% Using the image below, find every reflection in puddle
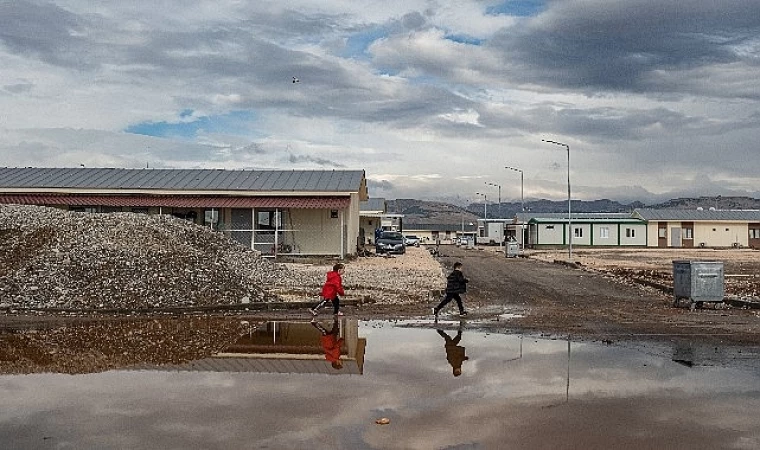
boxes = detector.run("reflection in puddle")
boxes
[2,319,760,449]
[133,319,366,375]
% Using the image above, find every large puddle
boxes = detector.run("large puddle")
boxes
[2,317,760,449]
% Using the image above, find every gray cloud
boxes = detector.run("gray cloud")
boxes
[287,153,345,167]
[1,1,760,204]
[491,1,760,97]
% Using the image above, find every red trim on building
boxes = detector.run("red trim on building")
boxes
[0,194,350,209]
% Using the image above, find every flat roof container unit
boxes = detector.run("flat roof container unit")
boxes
[672,260,725,311]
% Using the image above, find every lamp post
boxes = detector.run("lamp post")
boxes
[542,139,572,262]
[504,166,524,212]
[475,192,488,220]
[485,182,501,218]
[505,166,525,249]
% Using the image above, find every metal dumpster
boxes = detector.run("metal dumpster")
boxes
[672,260,725,310]
[505,241,519,258]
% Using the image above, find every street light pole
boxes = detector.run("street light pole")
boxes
[505,166,525,250]
[542,139,572,262]
[505,166,524,212]
[475,192,488,220]
[486,182,501,218]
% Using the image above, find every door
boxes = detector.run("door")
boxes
[658,222,667,248]
[671,227,682,247]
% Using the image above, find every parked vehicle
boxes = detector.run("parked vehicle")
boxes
[376,231,406,254]
[404,235,420,247]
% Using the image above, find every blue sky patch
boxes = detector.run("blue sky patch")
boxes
[342,26,390,59]
[126,110,256,139]
[486,0,545,17]
[445,34,484,46]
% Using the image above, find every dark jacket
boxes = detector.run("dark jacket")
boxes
[445,269,468,294]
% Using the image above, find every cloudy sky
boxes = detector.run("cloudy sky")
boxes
[1,1,759,205]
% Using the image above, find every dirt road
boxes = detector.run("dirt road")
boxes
[437,246,760,346]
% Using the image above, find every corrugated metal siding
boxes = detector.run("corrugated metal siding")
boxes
[0,168,365,192]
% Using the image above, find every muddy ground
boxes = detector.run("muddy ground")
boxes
[431,246,760,346]
[3,245,760,350]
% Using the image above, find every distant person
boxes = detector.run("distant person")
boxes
[311,318,344,370]
[309,263,346,316]
[433,262,469,317]
[375,227,383,243]
[437,326,468,377]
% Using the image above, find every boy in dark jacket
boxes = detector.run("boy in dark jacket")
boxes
[309,263,346,316]
[433,262,469,317]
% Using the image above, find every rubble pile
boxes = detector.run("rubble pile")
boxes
[281,247,446,304]
[0,205,310,310]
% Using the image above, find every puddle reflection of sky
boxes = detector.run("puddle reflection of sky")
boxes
[2,320,760,449]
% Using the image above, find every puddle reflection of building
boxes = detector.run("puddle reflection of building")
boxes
[140,319,366,375]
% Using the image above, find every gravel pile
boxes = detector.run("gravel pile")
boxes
[0,205,310,311]
[280,247,446,304]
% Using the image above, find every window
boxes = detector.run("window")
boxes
[625,228,635,238]
[257,210,285,229]
[684,228,693,239]
[750,229,760,239]
[574,227,583,238]
[546,225,555,230]
[658,228,667,238]
[204,209,219,225]
[599,227,609,239]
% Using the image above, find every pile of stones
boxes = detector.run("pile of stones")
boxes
[0,205,311,311]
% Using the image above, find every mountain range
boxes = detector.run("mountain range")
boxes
[386,196,760,225]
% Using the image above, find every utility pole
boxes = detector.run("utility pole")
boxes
[542,139,572,263]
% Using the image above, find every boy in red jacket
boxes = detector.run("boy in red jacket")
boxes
[309,263,346,316]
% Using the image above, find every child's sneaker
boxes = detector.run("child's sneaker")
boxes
[308,308,318,316]
[459,311,468,317]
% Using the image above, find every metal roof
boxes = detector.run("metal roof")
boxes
[360,198,386,212]
[516,212,634,222]
[0,194,350,209]
[529,217,645,224]
[634,208,760,222]
[0,167,365,193]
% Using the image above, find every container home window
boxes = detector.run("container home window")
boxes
[749,228,760,239]
[684,228,693,239]
[626,228,636,238]
[599,227,609,239]
[574,227,583,238]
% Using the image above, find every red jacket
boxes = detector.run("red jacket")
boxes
[321,270,345,300]
[320,334,344,363]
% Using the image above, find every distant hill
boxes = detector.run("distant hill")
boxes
[386,196,760,224]
[649,196,760,210]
